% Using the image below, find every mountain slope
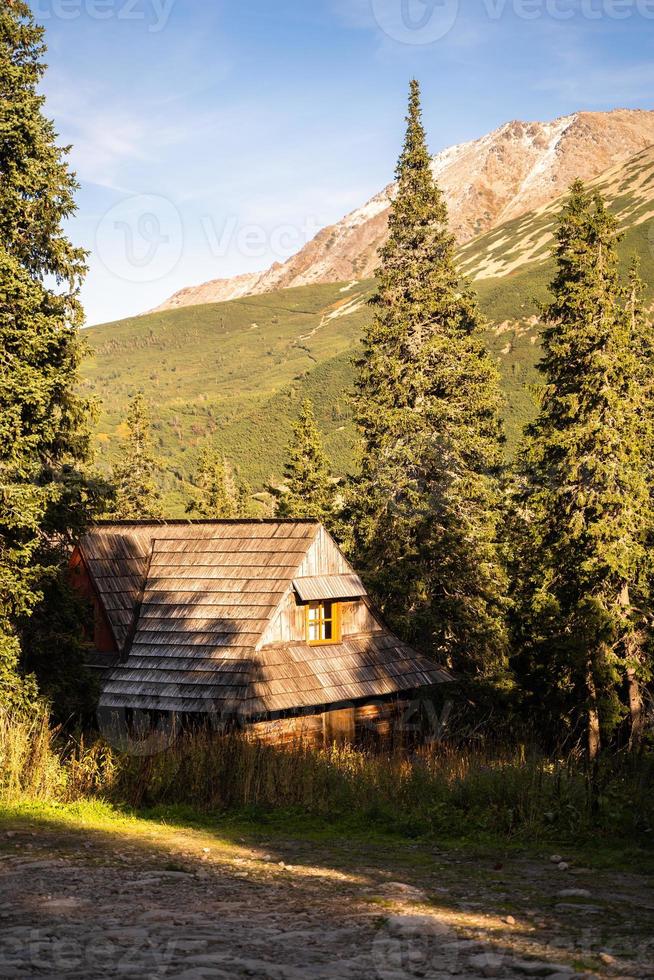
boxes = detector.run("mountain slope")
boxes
[460,143,654,283]
[85,144,654,514]
[85,282,374,510]
[152,109,654,313]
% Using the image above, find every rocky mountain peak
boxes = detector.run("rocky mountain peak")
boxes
[151,108,654,314]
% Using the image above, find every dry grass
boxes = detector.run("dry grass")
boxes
[0,705,65,802]
[1,709,652,847]
[62,731,654,845]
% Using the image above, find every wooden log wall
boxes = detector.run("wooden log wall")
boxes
[246,700,411,747]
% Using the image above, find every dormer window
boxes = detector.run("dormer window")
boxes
[306,601,341,645]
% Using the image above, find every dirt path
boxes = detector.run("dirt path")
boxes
[0,812,652,979]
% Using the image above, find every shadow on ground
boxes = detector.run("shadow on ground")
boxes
[0,803,652,979]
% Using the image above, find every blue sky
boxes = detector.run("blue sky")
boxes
[35,0,654,324]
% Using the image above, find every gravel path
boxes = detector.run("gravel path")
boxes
[0,817,652,979]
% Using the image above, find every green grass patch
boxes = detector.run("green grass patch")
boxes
[1,794,652,876]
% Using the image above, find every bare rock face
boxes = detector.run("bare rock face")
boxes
[148,271,263,313]
[151,108,654,313]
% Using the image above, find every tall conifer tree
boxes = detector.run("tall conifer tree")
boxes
[188,448,235,519]
[112,394,164,520]
[235,475,256,519]
[188,447,244,519]
[275,399,335,524]
[621,258,653,747]
[516,182,651,758]
[0,1,96,707]
[347,80,507,676]
[187,443,255,519]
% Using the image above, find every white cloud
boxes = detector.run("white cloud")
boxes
[42,70,223,192]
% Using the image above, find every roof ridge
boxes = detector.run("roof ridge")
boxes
[91,519,321,528]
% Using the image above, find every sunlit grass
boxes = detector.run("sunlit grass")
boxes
[2,707,652,870]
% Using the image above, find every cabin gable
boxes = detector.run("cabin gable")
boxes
[296,525,350,577]
[259,526,383,648]
[261,592,383,647]
[69,547,119,655]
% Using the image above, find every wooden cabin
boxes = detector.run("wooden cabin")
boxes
[70,520,451,744]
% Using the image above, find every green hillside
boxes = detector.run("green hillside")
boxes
[83,147,654,515]
[84,282,374,511]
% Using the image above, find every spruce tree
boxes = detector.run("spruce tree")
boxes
[235,475,256,518]
[187,445,255,519]
[112,394,164,520]
[0,1,96,708]
[347,80,508,677]
[187,447,236,519]
[516,182,651,759]
[622,258,654,747]
[20,570,99,723]
[274,399,335,524]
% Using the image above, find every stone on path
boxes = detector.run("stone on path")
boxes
[513,960,574,976]
[468,951,505,977]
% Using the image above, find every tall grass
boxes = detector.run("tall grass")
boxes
[2,710,652,846]
[0,705,65,802]
[76,731,654,844]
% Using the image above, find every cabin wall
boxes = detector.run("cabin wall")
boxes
[69,548,118,655]
[247,700,411,747]
[342,598,383,636]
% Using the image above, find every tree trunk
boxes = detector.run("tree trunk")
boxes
[626,662,644,750]
[585,657,601,817]
[619,582,644,750]
[586,660,601,762]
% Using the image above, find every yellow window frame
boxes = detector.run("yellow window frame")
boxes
[305,600,341,645]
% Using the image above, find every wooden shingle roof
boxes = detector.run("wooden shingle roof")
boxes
[244,633,451,717]
[293,573,366,602]
[82,520,451,718]
[77,525,155,649]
